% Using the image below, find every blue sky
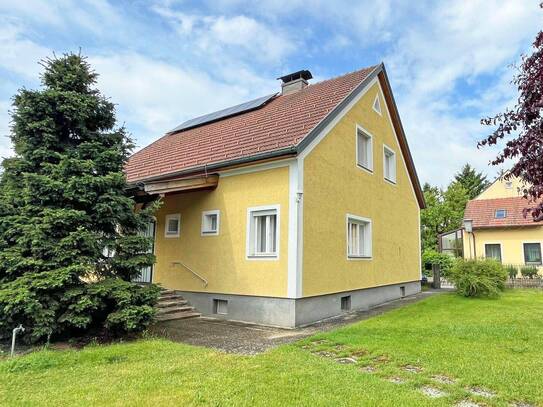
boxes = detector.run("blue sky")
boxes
[0,0,541,186]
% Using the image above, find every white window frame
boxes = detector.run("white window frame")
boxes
[201,210,220,236]
[246,205,280,260]
[495,209,507,219]
[346,214,372,260]
[372,94,382,115]
[164,214,180,238]
[383,144,397,184]
[484,242,502,262]
[355,125,374,173]
[522,241,543,266]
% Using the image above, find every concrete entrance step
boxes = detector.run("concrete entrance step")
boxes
[156,311,201,322]
[157,299,189,308]
[157,305,195,315]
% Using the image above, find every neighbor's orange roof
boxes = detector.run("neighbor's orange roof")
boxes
[464,197,543,228]
[125,67,376,183]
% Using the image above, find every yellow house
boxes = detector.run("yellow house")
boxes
[462,176,543,274]
[125,64,426,327]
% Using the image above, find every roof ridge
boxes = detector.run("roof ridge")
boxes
[305,65,379,88]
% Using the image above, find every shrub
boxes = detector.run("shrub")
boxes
[449,258,507,298]
[505,264,518,279]
[0,276,160,343]
[520,265,539,279]
[422,249,456,277]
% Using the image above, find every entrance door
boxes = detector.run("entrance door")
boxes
[133,220,156,283]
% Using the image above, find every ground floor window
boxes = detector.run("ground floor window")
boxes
[201,210,220,235]
[524,243,542,265]
[247,205,279,259]
[484,243,502,262]
[347,214,372,258]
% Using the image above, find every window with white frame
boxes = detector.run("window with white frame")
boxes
[164,214,180,237]
[356,127,373,171]
[383,145,397,183]
[372,94,382,115]
[247,206,279,258]
[347,215,372,258]
[201,210,220,235]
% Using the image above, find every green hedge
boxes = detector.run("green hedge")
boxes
[449,258,507,298]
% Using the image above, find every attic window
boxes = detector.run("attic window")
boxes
[495,209,507,219]
[505,181,513,189]
[372,94,382,115]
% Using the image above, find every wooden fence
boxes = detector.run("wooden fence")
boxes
[506,278,543,289]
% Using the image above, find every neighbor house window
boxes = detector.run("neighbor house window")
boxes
[383,145,397,183]
[247,205,279,259]
[484,243,502,262]
[495,209,507,219]
[356,126,373,172]
[201,210,220,236]
[164,214,180,238]
[347,215,372,258]
[524,243,542,265]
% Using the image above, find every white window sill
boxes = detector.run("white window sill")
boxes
[384,177,397,185]
[356,164,373,174]
[347,255,372,261]
[201,231,218,236]
[165,233,180,238]
[247,254,278,261]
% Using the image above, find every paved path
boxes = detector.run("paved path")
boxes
[150,289,446,355]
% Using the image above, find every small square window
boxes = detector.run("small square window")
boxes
[356,127,373,172]
[213,299,228,315]
[247,206,279,259]
[495,209,507,219]
[341,295,351,311]
[524,243,542,265]
[201,210,220,236]
[164,214,180,238]
[485,243,502,262]
[505,181,513,189]
[383,145,396,183]
[347,215,372,258]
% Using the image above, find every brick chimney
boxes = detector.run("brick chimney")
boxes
[277,70,313,95]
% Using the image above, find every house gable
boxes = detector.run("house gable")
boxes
[299,74,421,297]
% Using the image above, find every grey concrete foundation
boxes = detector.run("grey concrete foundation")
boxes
[178,280,421,328]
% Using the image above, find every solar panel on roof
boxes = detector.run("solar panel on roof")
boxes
[168,93,276,134]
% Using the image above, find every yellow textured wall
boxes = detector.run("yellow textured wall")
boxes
[302,81,421,297]
[463,227,543,269]
[152,166,290,297]
[477,176,526,199]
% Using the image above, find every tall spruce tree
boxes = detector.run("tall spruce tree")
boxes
[0,53,159,342]
[453,164,490,200]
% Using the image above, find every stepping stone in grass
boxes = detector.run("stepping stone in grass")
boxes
[335,357,357,364]
[468,387,496,398]
[372,355,390,364]
[312,350,336,358]
[455,400,484,407]
[431,375,456,385]
[402,364,423,373]
[510,402,536,407]
[420,386,447,398]
[350,349,368,358]
[387,376,406,384]
[310,339,330,345]
[360,365,377,373]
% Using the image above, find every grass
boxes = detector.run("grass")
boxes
[1,290,542,406]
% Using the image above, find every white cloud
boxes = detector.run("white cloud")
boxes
[153,7,297,63]
[89,52,274,148]
[0,100,13,160]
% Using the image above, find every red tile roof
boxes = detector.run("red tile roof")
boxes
[125,67,376,183]
[464,197,543,229]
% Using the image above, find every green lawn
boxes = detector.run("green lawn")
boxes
[1,290,542,406]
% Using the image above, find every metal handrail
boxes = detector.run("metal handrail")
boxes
[171,261,209,287]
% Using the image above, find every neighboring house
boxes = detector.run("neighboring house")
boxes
[125,64,425,327]
[461,176,543,273]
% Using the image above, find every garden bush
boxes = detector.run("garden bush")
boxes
[422,249,456,277]
[521,265,539,279]
[505,264,518,279]
[449,258,507,297]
